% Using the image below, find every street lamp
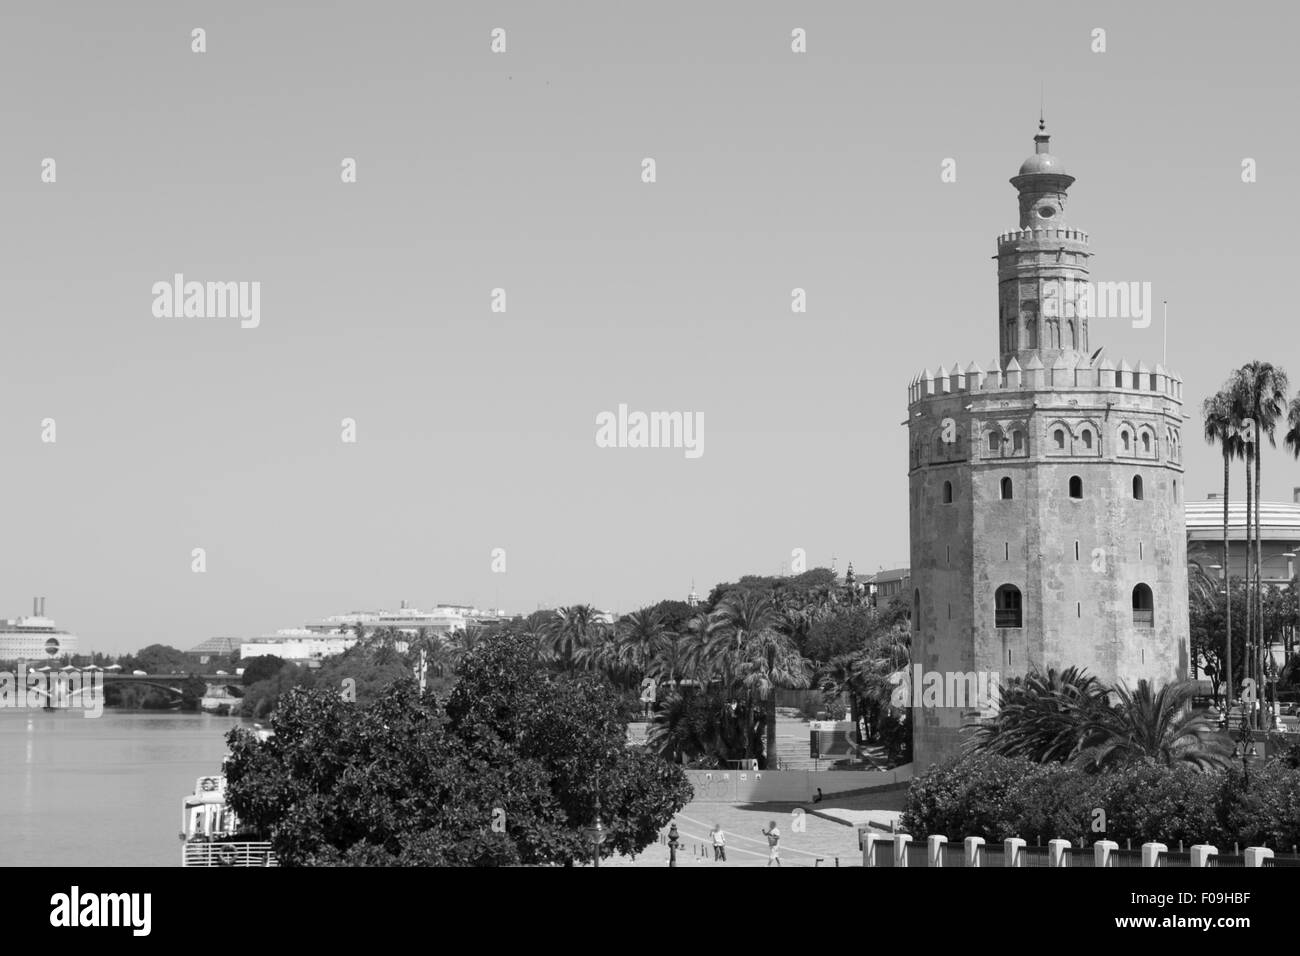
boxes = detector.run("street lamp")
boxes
[667,822,680,868]
[1229,709,1258,791]
[583,784,606,868]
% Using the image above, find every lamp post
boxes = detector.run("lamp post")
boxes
[667,822,680,868]
[1230,709,1258,791]
[583,782,606,868]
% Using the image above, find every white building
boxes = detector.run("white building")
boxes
[0,598,79,660]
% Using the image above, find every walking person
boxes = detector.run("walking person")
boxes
[710,823,726,862]
[761,821,781,867]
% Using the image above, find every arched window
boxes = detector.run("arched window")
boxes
[1081,429,1092,450]
[1069,476,1083,499]
[987,432,999,454]
[1012,430,1024,453]
[1054,429,1066,450]
[1120,430,1131,452]
[1000,477,1013,500]
[1133,475,1144,500]
[995,585,1023,628]
[1141,432,1152,454]
[1132,584,1154,627]
[913,588,921,628]
[943,480,953,504]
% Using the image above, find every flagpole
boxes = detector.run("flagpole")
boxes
[1163,300,1167,366]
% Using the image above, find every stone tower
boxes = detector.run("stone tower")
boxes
[905,122,1191,768]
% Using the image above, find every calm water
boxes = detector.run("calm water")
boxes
[0,710,245,866]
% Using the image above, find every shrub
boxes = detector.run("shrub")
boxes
[903,753,1300,850]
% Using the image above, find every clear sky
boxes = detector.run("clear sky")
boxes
[3,2,1298,653]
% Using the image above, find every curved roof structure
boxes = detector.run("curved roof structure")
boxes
[1185,499,1300,541]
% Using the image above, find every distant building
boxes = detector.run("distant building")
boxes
[868,568,912,603]
[0,598,78,661]
[239,630,358,665]
[187,636,240,666]
[1186,489,1300,586]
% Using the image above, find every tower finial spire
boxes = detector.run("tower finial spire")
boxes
[1039,83,1045,131]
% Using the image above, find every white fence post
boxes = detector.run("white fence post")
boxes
[1004,837,1026,868]
[1141,842,1168,867]
[964,836,985,868]
[928,835,948,867]
[1190,845,1218,867]
[1094,840,1118,867]
[1048,839,1071,867]
[894,833,913,868]
[1244,847,1274,867]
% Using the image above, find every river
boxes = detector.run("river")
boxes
[0,710,246,867]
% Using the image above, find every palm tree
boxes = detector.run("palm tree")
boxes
[1233,362,1290,722]
[736,631,812,768]
[542,604,604,670]
[708,592,811,766]
[1075,679,1231,771]
[1286,391,1300,462]
[1202,388,1242,707]
[969,667,1110,762]
[617,607,671,674]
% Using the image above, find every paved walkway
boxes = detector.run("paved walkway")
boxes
[597,789,906,867]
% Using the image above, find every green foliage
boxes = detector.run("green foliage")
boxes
[120,644,189,675]
[224,630,692,866]
[241,655,287,687]
[971,671,1231,771]
[902,753,1300,850]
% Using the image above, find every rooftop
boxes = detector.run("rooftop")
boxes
[1185,499,1300,538]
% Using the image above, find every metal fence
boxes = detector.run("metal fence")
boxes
[182,841,278,867]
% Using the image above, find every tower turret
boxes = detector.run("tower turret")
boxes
[997,120,1093,371]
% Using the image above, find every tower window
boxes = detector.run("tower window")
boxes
[1075,541,1080,561]
[1121,430,1131,452]
[1173,479,1179,502]
[1142,432,1152,454]
[1001,477,1013,500]
[943,480,953,504]
[1069,476,1083,499]
[995,585,1023,629]
[1081,429,1092,450]
[987,432,999,454]
[1133,475,1143,500]
[1054,429,1066,450]
[913,589,921,628]
[1012,430,1024,453]
[1132,584,1154,627]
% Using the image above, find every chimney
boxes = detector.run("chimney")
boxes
[40,597,45,616]
[1294,487,1300,504]
[33,597,38,617]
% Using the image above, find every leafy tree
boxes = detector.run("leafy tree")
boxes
[128,644,190,675]
[225,630,691,866]
[241,655,287,687]
[179,674,208,712]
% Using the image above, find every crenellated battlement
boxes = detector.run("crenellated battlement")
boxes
[996,227,1089,247]
[907,356,1183,406]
